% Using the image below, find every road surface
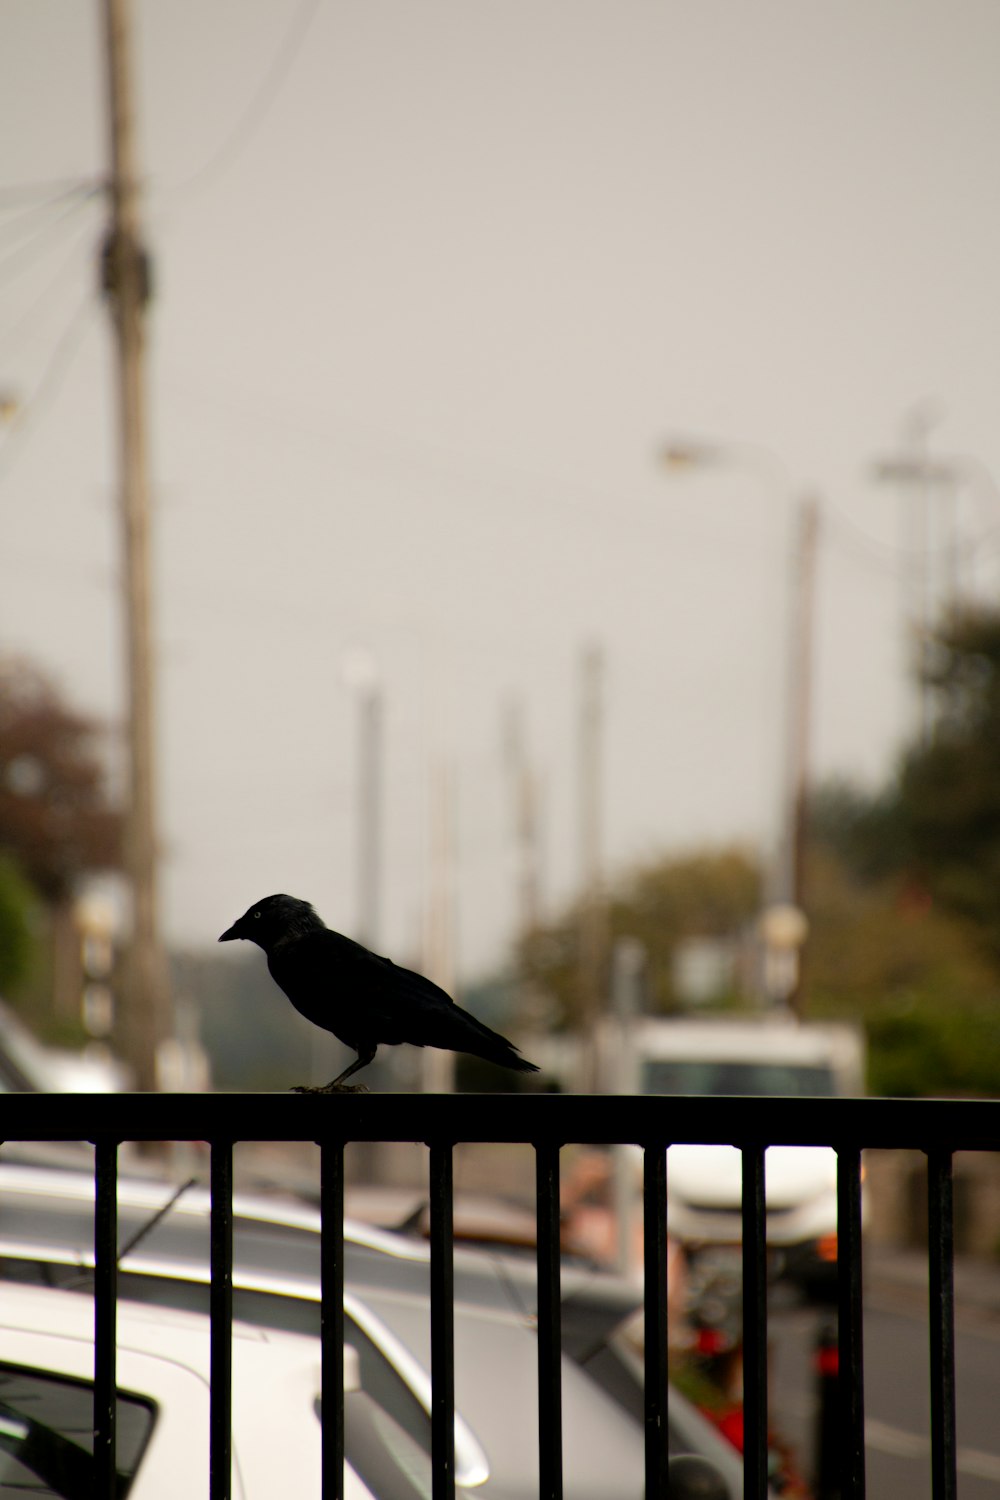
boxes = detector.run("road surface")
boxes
[769,1247,1000,1497]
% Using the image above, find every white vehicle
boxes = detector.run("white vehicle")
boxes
[620,1015,864,1100]
[0,1160,746,1499]
[0,1280,389,1498]
[610,1016,865,1296]
[0,1000,126,1093]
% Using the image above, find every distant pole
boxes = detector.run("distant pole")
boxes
[342,650,382,950]
[503,697,541,943]
[872,405,954,745]
[907,408,933,745]
[886,402,947,743]
[784,497,819,1017]
[424,758,456,1092]
[577,645,606,1089]
[101,0,170,1088]
[358,685,382,950]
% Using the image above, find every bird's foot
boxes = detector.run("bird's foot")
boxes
[291,1081,370,1095]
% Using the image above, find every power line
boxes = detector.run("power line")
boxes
[0,294,96,484]
[0,189,100,288]
[822,503,1000,579]
[0,181,99,240]
[0,176,99,208]
[167,0,324,204]
[0,220,97,356]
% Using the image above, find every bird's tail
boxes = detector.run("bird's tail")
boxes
[391,963,540,1073]
[450,1011,540,1073]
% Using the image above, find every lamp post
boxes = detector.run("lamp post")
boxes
[660,437,817,1014]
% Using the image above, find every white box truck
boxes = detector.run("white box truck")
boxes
[600,1014,866,1298]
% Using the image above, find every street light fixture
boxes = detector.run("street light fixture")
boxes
[660,440,728,471]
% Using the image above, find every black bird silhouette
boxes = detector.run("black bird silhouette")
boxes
[219,893,539,1092]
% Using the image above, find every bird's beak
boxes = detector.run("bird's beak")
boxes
[218,921,242,943]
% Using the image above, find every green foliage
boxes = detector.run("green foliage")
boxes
[800,605,1000,1095]
[805,848,995,1006]
[517,846,761,1028]
[808,779,909,883]
[0,854,38,994]
[890,607,1000,959]
[864,1000,1000,1098]
[802,846,1000,1095]
[810,607,1000,946]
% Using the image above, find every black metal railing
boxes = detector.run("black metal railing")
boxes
[3,1091,1000,1500]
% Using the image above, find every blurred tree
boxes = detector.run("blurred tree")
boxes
[0,853,38,995]
[0,658,123,1018]
[812,607,1000,964]
[0,658,122,899]
[516,824,1000,1094]
[517,846,761,1027]
[894,606,1000,958]
[801,607,1000,1095]
[802,846,1000,1095]
[808,778,909,885]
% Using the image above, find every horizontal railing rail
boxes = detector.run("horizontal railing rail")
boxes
[2,1090,1000,1145]
[1,1091,997,1500]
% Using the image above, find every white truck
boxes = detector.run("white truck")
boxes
[600,1014,866,1298]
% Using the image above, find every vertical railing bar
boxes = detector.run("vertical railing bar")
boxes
[643,1139,669,1500]
[741,1142,768,1500]
[837,1144,866,1500]
[927,1148,957,1500]
[535,1138,563,1500]
[321,1139,346,1500]
[429,1139,455,1500]
[93,1136,118,1500]
[210,1138,233,1500]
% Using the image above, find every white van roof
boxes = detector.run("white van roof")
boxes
[632,1016,860,1071]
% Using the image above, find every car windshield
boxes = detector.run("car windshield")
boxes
[0,1365,154,1498]
[641,1058,836,1097]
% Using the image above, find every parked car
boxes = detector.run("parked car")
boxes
[0,1278,399,1498]
[0,1000,126,1093]
[0,1159,747,1497]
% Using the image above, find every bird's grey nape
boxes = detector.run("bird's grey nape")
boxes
[276,896,325,939]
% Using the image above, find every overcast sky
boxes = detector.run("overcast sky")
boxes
[3,2,1000,980]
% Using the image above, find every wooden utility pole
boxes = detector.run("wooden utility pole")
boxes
[423,758,456,1092]
[101,0,170,1089]
[503,697,541,943]
[785,496,820,1017]
[577,644,606,1088]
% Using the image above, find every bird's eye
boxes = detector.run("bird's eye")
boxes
[252,910,262,920]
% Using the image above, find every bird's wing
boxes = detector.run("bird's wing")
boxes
[365,958,535,1067]
[271,929,451,1045]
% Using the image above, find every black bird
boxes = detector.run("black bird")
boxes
[219,893,539,1092]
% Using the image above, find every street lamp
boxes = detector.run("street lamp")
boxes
[661,439,727,470]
